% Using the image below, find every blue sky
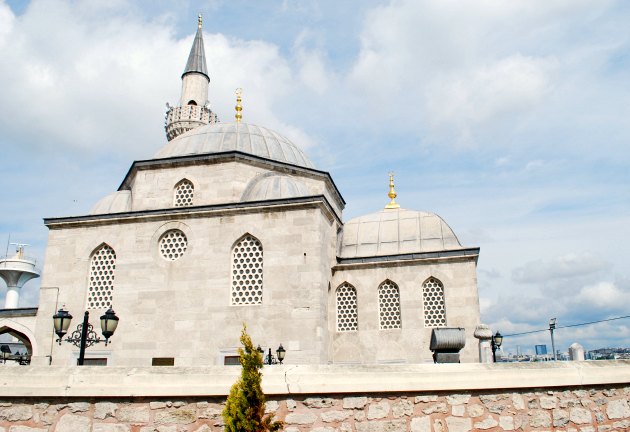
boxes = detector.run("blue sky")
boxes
[0,0,629,356]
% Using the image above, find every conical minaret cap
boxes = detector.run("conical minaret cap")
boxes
[182,14,209,80]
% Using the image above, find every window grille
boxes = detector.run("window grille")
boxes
[174,179,194,207]
[87,244,116,310]
[422,277,446,327]
[378,280,401,329]
[159,229,188,261]
[231,235,263,305]
[336,283,358,332]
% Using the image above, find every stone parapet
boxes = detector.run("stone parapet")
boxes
[1,361,629,398]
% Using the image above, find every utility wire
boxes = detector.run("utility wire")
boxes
[502,314,630,338]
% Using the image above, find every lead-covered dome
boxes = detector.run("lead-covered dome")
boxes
[340,208,462,258]
[241,174,310,202]
[90,191,132,215]
[154,122,314,168]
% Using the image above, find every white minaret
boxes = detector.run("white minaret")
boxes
[0,243,40,309]
[165,14,218,141]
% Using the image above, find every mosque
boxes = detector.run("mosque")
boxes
[1,18,481,366]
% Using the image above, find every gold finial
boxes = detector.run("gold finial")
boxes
[385,172,400,209]
[235,88,243,123]
[198,13,203,29]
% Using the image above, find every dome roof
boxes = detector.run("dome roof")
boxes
[90,191,132,215]
[154,122,314,168]
[340,208,462,258]
[241,174,310,202]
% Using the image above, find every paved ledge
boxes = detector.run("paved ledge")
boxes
[2,361,629,398]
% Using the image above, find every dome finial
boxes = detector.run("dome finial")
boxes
[385,172,400,209]
[198,13,202,29]
[235,88,243,123]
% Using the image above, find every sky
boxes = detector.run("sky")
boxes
[0,0,629,356]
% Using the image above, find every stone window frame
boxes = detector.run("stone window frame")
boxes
[86,243,116,311]
[378,279,402,330]
[173,178,195,207]
[421,276,447,328]
[230,233,264,306]
[336,282,359,332]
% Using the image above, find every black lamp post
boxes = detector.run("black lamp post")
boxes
[491,331,503,363]
[256,344,286,365]
[53,307,119,366]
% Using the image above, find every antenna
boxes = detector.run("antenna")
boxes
[5,233,10,257]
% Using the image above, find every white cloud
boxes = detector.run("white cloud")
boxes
[512,252,609,283]
[576,281,630,310]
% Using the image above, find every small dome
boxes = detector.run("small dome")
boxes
[154,122,314,168]
[90,191,132,215]
[241,174,310,202]
[340,208,462,258]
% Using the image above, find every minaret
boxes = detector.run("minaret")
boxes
[0,243,40,309]
[165,14,218,141]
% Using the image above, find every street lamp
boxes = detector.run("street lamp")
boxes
[549,318,557,361]
[53,307,120,366]
[491,331,503,363]
[256,344,286,365]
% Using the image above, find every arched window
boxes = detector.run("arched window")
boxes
[187,100,197,106]
[336,282,358,332]
[231,235,263,305]
[174,179,194,207]
[422,277,446,327]
[378,280,401,329]
[87,244,116,310]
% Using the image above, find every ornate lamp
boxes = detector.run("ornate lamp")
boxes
[100,308,120,344]
[276,344,286,364]
[491,331,503,363]
[53,308,73,342]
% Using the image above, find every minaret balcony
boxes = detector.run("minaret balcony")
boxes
[165,105,218,141]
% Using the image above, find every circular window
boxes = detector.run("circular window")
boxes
[159,229,188,261]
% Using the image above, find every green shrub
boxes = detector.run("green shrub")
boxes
[222,324,283,432]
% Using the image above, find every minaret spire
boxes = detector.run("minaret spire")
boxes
[165,14,218,141]
[182,14,209,80]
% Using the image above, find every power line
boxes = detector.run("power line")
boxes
[502,314,630,338]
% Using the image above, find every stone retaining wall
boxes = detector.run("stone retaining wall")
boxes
[2,384,630,431]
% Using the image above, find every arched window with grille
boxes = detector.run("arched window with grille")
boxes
[422,277,446,327]
[336,282,358,332]
[231,234,263,305]
[86,244,116,310]
[378,280,401,329]
[173,179,194,207]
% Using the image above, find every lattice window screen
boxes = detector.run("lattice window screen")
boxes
[422,277,446,327]
[336,283,358,332]
[159,229,188,261]
[379,280,401,329]
[87,245,116,310]
[231,235,263,305]
[174,179,194,207]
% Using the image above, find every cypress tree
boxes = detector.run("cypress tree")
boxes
[222,324,283,432]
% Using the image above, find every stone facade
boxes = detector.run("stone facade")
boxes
[1,385,629,431]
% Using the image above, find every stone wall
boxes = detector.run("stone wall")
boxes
[1,385,630,431]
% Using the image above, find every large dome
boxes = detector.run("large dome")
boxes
[340,208,462,258]
[154,122,314,168]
